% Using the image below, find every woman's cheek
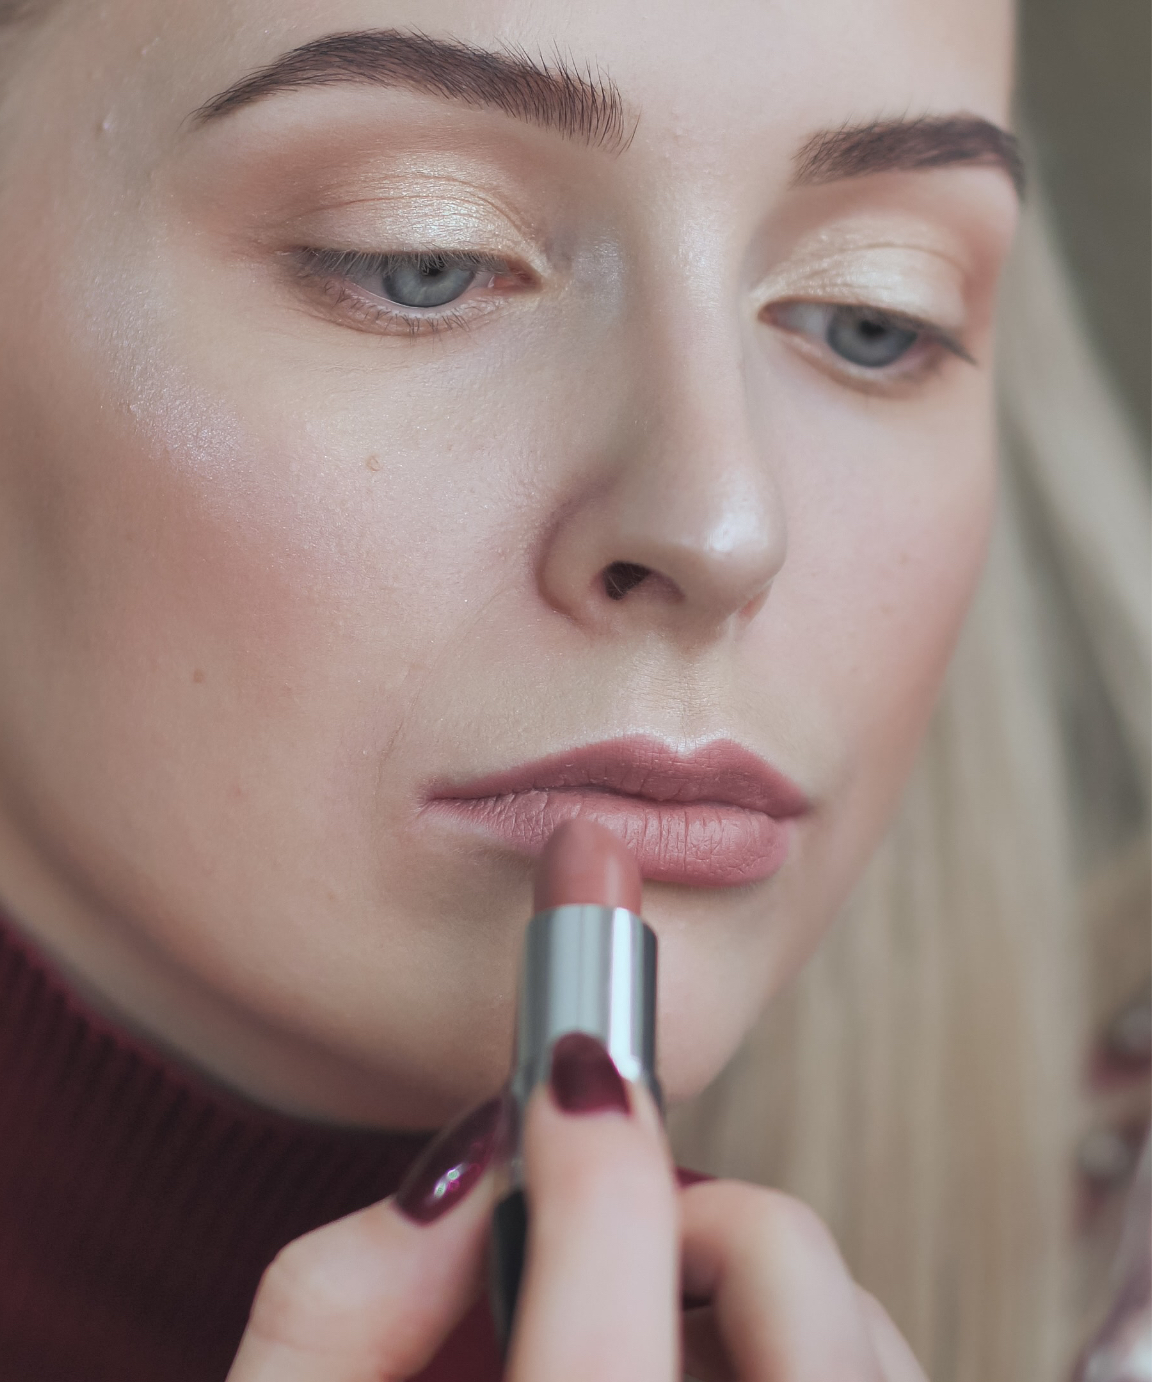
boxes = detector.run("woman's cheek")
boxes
[783,393,997,926]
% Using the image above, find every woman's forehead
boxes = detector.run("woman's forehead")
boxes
[27,0,1015,159]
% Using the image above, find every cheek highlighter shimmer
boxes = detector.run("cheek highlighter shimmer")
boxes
[489,819,659,1349]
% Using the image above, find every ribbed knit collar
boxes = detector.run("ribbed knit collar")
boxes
[0,913,500,1381]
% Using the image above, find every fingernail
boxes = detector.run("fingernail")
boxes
[395,1096,502,1224]
[549,1031,630,1115]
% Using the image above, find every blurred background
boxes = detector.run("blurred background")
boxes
[1019,0,1150,452]
[1018,7,1150,1374]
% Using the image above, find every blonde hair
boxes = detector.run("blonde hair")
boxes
[669,188,1151,1380]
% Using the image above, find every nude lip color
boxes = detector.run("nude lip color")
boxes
[489,817,658,1347]
[426,734,809,888]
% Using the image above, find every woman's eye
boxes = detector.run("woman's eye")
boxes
[374,255,479,309]
[824,307,919,366]
[294,248,523,336]
[769,301,924,368]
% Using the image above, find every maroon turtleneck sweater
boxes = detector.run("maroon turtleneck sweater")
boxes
[0,914,503,1381]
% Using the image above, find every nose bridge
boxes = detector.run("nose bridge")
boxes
[606,290,785,624]
[538,234,787,643]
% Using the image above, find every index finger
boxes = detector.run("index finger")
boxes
[506,1034,679,1382]
[681,1179,887,1381]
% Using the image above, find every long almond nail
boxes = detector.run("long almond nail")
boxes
[395,1096,501,1224]
[549,1032,630,1115]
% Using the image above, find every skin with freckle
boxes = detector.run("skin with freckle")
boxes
[0,0,1016,1128]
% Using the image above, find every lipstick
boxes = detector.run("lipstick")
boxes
[489,818,659,1345]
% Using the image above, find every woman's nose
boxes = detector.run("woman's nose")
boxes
[537,325,786,646]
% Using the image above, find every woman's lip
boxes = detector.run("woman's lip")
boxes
[422,735,810,889]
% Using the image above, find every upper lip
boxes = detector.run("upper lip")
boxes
[427,734,810,819]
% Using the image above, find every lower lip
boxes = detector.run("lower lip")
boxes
[424,789,796,888]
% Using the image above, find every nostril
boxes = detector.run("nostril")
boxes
[602,561,651,601]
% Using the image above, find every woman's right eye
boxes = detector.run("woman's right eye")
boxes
[352,254,481,309]
[294,248,524,336]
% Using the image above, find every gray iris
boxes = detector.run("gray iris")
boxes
[826,308,917,367]
[381,257,476,308]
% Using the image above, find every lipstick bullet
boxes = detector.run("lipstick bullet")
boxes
[489,819,660,1346]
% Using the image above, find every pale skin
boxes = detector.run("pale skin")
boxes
[0,0,1017,1376]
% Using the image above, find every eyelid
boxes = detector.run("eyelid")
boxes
[757,242,969,339]
[304,246,515,284]
[278,183,554,277]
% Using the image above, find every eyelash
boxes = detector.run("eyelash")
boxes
[292,248,975,387]
[293,247,527,337]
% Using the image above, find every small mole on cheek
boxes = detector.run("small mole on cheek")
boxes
[365,454,382,473]
[192,669,205,684]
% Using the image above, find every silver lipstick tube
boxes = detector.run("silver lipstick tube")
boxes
[490,903,659,1343]
[509,903,660,1118]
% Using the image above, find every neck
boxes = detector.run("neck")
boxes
[0,812,435,1128]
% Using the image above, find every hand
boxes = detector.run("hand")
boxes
[229,1038,924,1380]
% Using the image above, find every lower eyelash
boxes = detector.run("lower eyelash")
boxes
[310,272,478,335]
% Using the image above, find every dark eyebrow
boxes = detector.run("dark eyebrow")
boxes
[793,115,1025,197]
[191,28,633,153]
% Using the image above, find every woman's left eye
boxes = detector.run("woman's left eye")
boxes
[766,301,971,379]
[824,306,919,367]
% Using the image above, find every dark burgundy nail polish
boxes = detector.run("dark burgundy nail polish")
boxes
[549,1031,630,1115]
[395,1096,502,1224]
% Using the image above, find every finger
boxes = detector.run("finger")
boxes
[507,1033,679,1382]
[229,1098,500,1382]
[681,1179,885,1381]
[857,1287,926,1382]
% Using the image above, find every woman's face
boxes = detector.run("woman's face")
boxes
[0,0,1016,1125]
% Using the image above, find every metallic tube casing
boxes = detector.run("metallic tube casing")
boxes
[509,904,659,1119]
[489,903,659,1346]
